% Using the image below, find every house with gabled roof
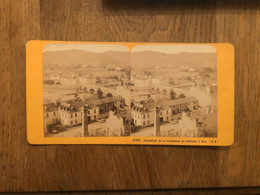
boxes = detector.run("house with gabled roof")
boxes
[131,97,199,127]
[87,95,125,114]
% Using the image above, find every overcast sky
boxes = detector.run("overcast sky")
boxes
[132,44,216,54]
[44,43,129,53]
[44,43,216,54]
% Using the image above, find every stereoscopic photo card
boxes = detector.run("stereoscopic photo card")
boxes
[26,41,234,146]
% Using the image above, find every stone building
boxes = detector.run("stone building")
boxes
[179,112,197,137]
[131,97,199,127]
[87,95,125,114]
[106,111,125,136]
[43,102,59,133]
[43,100,100,133]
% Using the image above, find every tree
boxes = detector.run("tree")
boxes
[147,94,152,102]
[179,94,186,98]
[97,88,103,99]
[106,93,113,97]
[74,93,80,101]
[170,89,176,100]
[89,88,95,94]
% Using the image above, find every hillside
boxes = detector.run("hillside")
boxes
[43,50,131,67]
[131,51,217,70]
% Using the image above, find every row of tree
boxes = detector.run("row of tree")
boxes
[152,87,186,100]
[78,86,113,99]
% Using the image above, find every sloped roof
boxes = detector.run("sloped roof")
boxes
[44,102,58,112]
[132,101,157,113]
[132,97,198,113]
[160,97,198,108]
[60,100,85,113]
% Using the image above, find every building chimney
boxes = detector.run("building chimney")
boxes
[154,106,160,136]
[83,105,89,136]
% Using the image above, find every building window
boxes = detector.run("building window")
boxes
[46,113,49,118]
[135,120,137,124]
[53,119,55,123]
[71,121,73,125]
[94,109,96,114]
[143,115,145,119]
[166,111,168,115]
[143,121,146,126]
[160,112,162,116]
[147,120,150,124]
[71,114,73,118]
[53,112,56,116]
[88,111,90,115]
[166,117,169,121]
[94,115,96,119]
[75,113,77,117]
[147,114,150,118]
[75,120,77,124]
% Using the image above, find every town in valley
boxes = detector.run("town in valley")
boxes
[43,44,218,138]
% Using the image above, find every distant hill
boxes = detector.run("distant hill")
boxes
[43,50,217,71]
[43,50,131,67]
[131,51,217,70]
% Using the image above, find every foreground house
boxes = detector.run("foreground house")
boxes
[43,102,60,133]
[106,111,125,136]
[43,100,100,132]
[87,95,125,114]
[105,111,132,136]
[59,101,84,126]
[132,97,199,127]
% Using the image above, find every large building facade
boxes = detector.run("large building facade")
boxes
[87,95,125,114]
[132,97,199,127]
[106,111,125,136]
[43,103,60,133]
[43,100,100,132]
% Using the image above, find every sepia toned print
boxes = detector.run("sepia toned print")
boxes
[43,43,218,138]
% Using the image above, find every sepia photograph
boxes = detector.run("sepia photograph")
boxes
[43,43,218,138]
